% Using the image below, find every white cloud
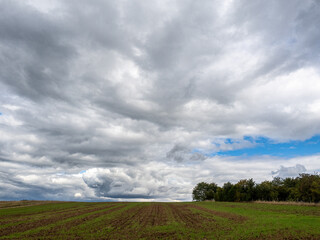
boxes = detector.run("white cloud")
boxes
[74,192,82,198]
[0,0,320,201]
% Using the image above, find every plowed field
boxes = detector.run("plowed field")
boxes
[0,201,319,239]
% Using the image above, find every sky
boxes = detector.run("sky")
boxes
[0,0,320,202]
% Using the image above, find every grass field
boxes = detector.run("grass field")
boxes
[0,201,319,239]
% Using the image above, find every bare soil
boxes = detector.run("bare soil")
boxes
[0,204,116,237]
[0,202,319,240]
[189,204,248,223]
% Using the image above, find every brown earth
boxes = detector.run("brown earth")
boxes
[135,203,168,227]
[0,203,240,239]
[108,204,144,229]
[0,202,317,240]
[168,204,217,229]
[0,201,61,209]
[0,203,102,224]
[0,203,117,237]
[69,203,222,239]
[100,203,222,240]
[24,204,127,238]
[189,204,248,223]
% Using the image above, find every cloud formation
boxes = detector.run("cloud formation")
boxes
[272,164,307,178]
[1,0,320,201]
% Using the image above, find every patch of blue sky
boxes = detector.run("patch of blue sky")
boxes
[191,149,202,153]
[79,170,86,174]
[211,135,320,158]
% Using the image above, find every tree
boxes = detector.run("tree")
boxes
[235,179,255,201]
[192,182,218,201]
[297,174,320,202]
[222,182,236,201]
[311,178,320,203]
[193,173,320,203]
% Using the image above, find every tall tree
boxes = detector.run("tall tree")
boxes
[192,182,218,201]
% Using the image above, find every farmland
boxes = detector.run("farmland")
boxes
[0,201,319,239]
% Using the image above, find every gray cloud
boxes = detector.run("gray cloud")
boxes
[166,144,207,162]
[272,164,307,178]
[0,0,76,101]
[82,167,184,200]
[1,0,320,201]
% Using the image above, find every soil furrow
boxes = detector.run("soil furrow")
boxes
[189,205,248,223]
[25,204,127,238]
[109,204,144,229]
[168,204,217,230]
[0,204,105,225]
[0,204,115,237]
[133,204,168,227]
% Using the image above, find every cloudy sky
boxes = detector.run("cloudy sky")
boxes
[1,0,320,202]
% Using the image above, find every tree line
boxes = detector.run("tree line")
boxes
[192,173,320,203]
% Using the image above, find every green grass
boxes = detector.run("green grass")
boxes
[0,201,319,239]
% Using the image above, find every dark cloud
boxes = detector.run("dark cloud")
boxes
[0,170,76,201]
[82,168,171,200]
[0,0,76,101]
